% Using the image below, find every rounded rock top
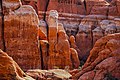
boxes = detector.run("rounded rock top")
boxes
[49,10,59,19]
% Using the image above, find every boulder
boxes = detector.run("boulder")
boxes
[26,69,72,80]
[0,49,34,80]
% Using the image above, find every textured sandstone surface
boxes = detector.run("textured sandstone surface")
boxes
[0,49,34,80]
[37,10,80,70]
[26,69,72,80]
[0,0,80,71]
[3,0,41,71]
[72,33,120,80]
[46,10,79,69]
[0,0,120,80]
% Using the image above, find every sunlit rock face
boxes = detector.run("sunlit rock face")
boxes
[1,0,120,73]
[3,0,41,71]
[44,10,79,69]
[72,33,120,80]
[0,49,34,80]
[0,0,80,71]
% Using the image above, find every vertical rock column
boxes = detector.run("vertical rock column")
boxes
[48,10,58,69]
[47,10,79,69]
[3,0,41,71]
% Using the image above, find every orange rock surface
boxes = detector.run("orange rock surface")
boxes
[3,0,41,71]
[0,49,34,80]
[72,33,120,80]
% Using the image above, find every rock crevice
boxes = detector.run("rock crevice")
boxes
[0,0,6,51]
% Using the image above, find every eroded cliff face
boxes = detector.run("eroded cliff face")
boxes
[38,10,80,69]
[21,0,120,62]
[22,0,120,21]
[0,0,120,80]
[0,0,80,71]
[0,0,41,71]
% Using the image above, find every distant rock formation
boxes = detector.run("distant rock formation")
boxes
[72,33,120,80]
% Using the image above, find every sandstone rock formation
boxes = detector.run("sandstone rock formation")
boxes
[26,69,72,80]
[76,17,120,62]
[46,10,79,69]
[21,0,120,62]
[70,48,80,69]
[21,0,120,22]
[0,0,80,71]
[3,0,41,71]
[0,49,34,80]
[37,10,80,70]
[72,33,120,80]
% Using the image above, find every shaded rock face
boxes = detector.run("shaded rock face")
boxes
[72,33,120,80]
[76,16,120,62]
[0,49,34,80]
[0,0,5,51]
[2,0,41,71]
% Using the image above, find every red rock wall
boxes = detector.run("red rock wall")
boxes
[3,0,41,71]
